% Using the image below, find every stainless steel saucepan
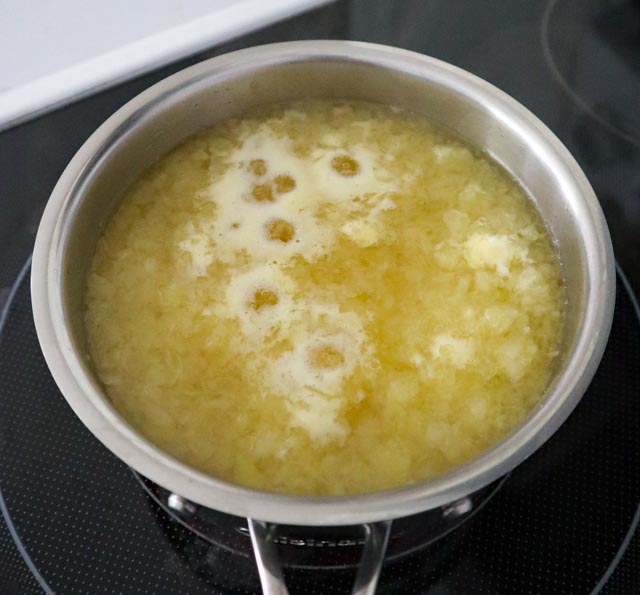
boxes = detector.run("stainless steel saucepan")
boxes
[31,41,615,594]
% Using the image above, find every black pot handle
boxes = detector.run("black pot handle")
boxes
[247,518,392,595]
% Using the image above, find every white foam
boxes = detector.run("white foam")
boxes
[431,334,476,369]
[178,224,214,277]
[340,195,397,247]
[264,304,373,443]
[176,123,396,442]
[216,264,296,339]
[178,128,398,273]
[464,233,529,277]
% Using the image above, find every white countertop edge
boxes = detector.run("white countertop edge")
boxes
[0,0,333,133]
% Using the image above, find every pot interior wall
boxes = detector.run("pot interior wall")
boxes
[58,56,585,424]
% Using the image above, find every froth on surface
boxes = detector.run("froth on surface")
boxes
[85,101,564,496]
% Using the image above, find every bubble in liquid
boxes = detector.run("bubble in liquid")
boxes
[309,345,345,369]
[248,159,267,176]
[274,174,296,193]
[331,155,360,177]
[266,219,295,243]
[249,288,279,311]
[252,183,274,202]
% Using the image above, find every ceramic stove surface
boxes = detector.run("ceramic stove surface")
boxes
[1,1,640,593]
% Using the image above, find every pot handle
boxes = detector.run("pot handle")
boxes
[247,518,392,595]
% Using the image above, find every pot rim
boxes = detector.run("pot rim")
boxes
[31,40,615,526]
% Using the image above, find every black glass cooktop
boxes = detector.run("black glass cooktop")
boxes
[2,0,640,593]
[1,263,639,594]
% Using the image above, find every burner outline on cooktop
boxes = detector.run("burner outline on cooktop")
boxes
[541,0,640,148]
[0,257,52,595]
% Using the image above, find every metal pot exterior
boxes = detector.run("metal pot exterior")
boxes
[31,41,615,526]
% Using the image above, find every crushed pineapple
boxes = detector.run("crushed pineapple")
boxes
[85,100,564,496]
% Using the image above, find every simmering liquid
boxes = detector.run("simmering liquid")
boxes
[85,101,564,495]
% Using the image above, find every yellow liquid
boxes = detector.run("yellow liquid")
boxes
[85,101,564,495]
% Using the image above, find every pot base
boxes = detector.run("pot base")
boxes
[132,471,508,570]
